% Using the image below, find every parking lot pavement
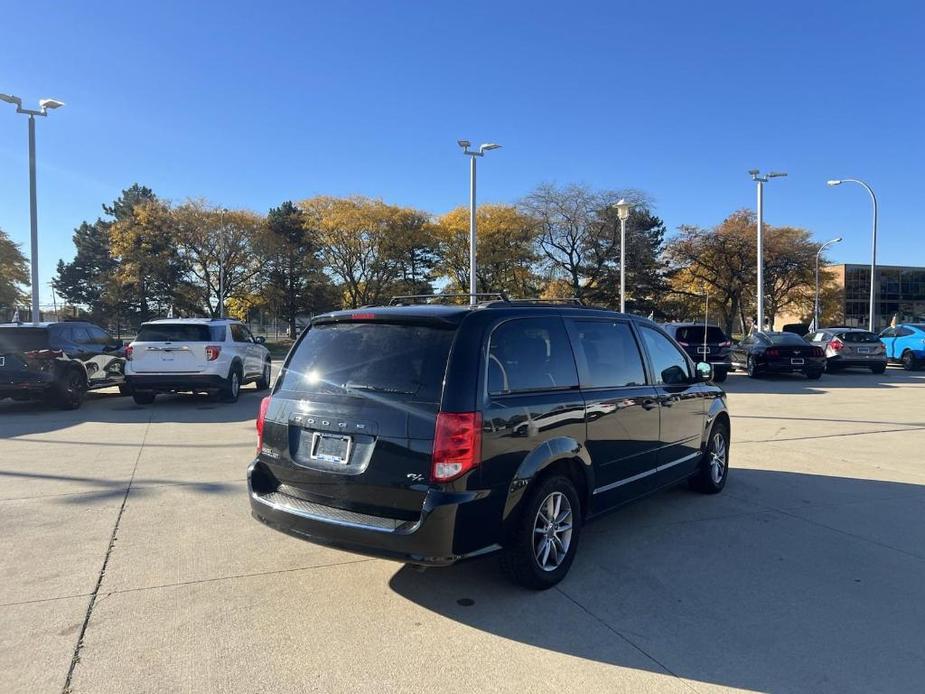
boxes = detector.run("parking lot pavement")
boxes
[2,367,925,693]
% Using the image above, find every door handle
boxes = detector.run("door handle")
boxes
[659,395,674,407]
[641,399,658,410]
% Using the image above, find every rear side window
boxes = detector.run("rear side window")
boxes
[488,318,578,394]
[0,328,50,352]
[674,326,728,344]
[279,321,455,403]
[136,323,226,342]
[570,320,646,389]
[837,331,879,343]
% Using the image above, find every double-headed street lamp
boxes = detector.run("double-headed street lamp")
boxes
[614,199,632,313]
[827,179,878,331]
[458,140,501,305]
[814,236,843,330]
[0,93,65,324]
[749,169,787,331]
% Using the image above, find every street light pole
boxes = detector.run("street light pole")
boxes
[614,199,632,313]
[0,94,65,323]
[814,237,843,330]
[218,207,228,319]
[827,179,879,331]
[749,169,787,331]
[458,140,501,304]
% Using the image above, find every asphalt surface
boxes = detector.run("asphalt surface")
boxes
[2,366,925,693]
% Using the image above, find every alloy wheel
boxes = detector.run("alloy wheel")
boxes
[533,492,573,572]
[709,432,727,485]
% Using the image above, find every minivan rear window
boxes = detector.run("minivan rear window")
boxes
[0,327,50,352]
[279,321,456,402]
[136,324,226,342]
[837,331,879,343]
[674,326,728,344]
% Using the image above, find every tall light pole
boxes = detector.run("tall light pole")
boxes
[458,140,501,304]
[0,93,65,323]
[614,199,632,313]
[814,236,843,330]
[749,169,787,331]
[827,179,878,331]
[218,207,228,318]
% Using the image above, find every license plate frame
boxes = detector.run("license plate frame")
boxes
[0,356,5,367]
[791,358,804,365]
[697,346,710,354]
[858,347,870,354]
[310,432,352,465]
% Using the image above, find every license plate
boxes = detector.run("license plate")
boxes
[791,358,804,365]
[697,346,710,354]
[0,356,5,367]
[858,347,870,354]
[311,433,351,464]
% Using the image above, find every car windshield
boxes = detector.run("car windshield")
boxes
[0,327,50,352]
[674,326,727,343]
[279,321,456,402]
[838,331,879,343]
[767,333,806,345]
[136,323,226,342]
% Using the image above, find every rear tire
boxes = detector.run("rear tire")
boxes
[255,360,271,391]
[689,420,729,494]
[500,474,581,590]
[901,351,919,371]
[806,369,823,380]
[712,367,728,383]
[53,369,87,410]
[132,390,156,405]
[222,366,242,403]
[746,356,761,379]
[118,384,133,396]
[871,363,887,375]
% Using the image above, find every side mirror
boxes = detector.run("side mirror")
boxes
[695,362,714,382]
[255,335,266,345]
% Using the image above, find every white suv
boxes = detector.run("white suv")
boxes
[125,319,271,404]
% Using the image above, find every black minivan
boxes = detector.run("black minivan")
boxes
[249,300,730,589]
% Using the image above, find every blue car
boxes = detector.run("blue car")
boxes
[879,323,925,370]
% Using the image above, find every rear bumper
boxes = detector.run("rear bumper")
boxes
[0,372,54,398]
[125,374,224,392]
[760,359,825,373]
[247,460,500,566]
[828,355,887,367]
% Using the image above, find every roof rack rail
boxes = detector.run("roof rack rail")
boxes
[388,292,509,306]
[503,297,585,306]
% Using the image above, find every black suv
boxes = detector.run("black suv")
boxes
[249,300,730,589]
[660,323,732,382]
[0,321,127,409]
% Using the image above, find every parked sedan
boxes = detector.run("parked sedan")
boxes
[805,328,887,373]
[660,323,732,382]
[879,323,925,370]
[731,331,826,379]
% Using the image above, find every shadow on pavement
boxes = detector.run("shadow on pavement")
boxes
[721,365,925,395]
[390,469,925,692]
[0,386,267,438]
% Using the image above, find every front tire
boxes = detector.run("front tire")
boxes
[689,420,729,494]
[255,360,271,391]
[501,474,582,590]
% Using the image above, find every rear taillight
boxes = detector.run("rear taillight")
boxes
[719,340,732,347]
[677,341,690,347]
[256,396,271,454]
[205,345,222,361]
[766,348,780,358]
[830,337,844,351]
[431,412,482,482]
[125,345,134,361]
[813,347,825,357]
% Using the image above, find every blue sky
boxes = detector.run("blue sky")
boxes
[1,1,923,305]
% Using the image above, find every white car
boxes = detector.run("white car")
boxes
[125,318,271,404]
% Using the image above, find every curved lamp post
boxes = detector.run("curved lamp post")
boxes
[827,179,878,331]
[0,93,65,323]
[749,169,787,331]
[814,237,843,330]
[458,140,501,304]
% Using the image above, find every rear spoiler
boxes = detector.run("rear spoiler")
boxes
[311,310,463,328]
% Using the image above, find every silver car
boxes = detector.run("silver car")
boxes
[805,328,887,373]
